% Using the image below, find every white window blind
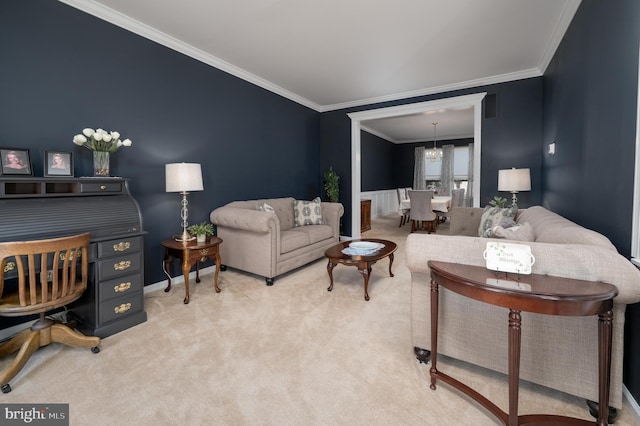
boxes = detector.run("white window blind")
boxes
[425,146,469,180]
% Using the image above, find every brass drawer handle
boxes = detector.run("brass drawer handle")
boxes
[59,250,81,261]
[113,242,131,252]
[3,261,15,273]
[199,249,209,256]
[114,260,131,271]
[114,303,131,314]
[114,282,131,293]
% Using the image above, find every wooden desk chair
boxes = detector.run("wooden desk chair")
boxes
[0,233,100,393]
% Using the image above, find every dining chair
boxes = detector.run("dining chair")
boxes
[408,190,437,233]
[397,188,410,227]
[451,188,465,208]
[442,188,466,222]
[0,232,100,393]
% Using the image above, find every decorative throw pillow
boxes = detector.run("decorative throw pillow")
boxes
[256,203,275,213]
[486,222,535,242]
[478,205,517,237]
[294,197,323,226]
[482,217,517,237]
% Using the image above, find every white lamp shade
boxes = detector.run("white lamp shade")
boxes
[165,163,204,192]
[498,168,531,192]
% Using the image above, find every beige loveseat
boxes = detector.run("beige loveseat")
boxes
[405,206,640,411]
[210,197,343,285]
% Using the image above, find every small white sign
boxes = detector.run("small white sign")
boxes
[483,241,535,275]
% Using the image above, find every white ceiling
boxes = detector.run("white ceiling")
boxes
[60,0,581,142]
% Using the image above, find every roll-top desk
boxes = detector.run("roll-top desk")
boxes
[0,177,147,338]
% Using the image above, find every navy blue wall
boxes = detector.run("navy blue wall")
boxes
[360,131,397,191]
[0,0,321,286]
[321,77,543,235]
[542,0,640,403]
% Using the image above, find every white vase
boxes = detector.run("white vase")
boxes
[196,234,206,243]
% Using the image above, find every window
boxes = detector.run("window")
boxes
[425,146,470,180]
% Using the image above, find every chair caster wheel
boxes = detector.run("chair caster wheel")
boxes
[91,346,100,354]
[2,384,11,393]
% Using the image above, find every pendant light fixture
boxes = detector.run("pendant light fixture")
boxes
[426,122,442,162]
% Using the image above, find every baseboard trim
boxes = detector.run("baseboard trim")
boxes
[623,384,640,421]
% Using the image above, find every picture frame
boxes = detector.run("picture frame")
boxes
[0,148,32,176]
[44,151,73,177]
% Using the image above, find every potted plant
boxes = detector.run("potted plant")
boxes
[187,222,214,243]
[323,166,340,203]
[488,195,508,208]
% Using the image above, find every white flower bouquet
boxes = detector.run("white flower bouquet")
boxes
[72,128,132,153]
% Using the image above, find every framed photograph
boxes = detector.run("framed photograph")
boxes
[0,148,32,176]
[44,151,73,177]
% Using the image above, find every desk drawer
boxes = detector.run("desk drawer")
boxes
[99,293,144,324]
[79,182,122,193]
[98,252,142,281]
[99,274,143,303]
[97,236,143,258]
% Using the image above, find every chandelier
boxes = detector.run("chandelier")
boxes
[426,122,442,162]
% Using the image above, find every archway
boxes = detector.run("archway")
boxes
[347,92,486,237]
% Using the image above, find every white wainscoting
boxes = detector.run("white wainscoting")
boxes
[361,189,398,219]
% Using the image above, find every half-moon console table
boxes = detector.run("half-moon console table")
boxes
[428,260,618,426]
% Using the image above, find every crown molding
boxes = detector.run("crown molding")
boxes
[58,0,571,114]
[320,68,541,112]
[537,0,582,74]
[57,0,323,112]
[360,126,473,145]
[360,125,393,142]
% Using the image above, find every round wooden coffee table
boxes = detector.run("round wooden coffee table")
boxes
[324,238,397,301]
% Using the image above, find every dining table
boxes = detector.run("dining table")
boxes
[399,195,451,216]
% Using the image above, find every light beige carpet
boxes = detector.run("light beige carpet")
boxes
[1,214,638,425]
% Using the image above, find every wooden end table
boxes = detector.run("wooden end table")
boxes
[161,236,223,304]
[324,238,397,301]
[427,261,618,426]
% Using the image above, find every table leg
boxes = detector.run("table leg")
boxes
[358,264,371,301]
[508,310,522,426]
[181,257,191,304]
[195,262,201,283]
[326,260,336,292]
[598,310,613,426]
[163,252,173,293]
[213,251,221,293]
[388,253,395,277]
[429,278,439,390]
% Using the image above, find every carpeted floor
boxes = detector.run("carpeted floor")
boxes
[1,214,638,425]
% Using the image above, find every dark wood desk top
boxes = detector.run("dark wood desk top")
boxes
[428,261,618,317]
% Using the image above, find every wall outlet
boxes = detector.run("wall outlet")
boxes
[46,270,53,282]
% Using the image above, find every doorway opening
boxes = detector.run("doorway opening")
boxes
[347,92,486,238]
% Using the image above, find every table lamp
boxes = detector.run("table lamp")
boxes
[165,163,204,242]
[498,167,530,206]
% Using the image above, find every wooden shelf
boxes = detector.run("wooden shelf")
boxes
[0,177,123,198]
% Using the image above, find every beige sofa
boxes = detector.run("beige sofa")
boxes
[405,206,640,411]
[210,197,343,285]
